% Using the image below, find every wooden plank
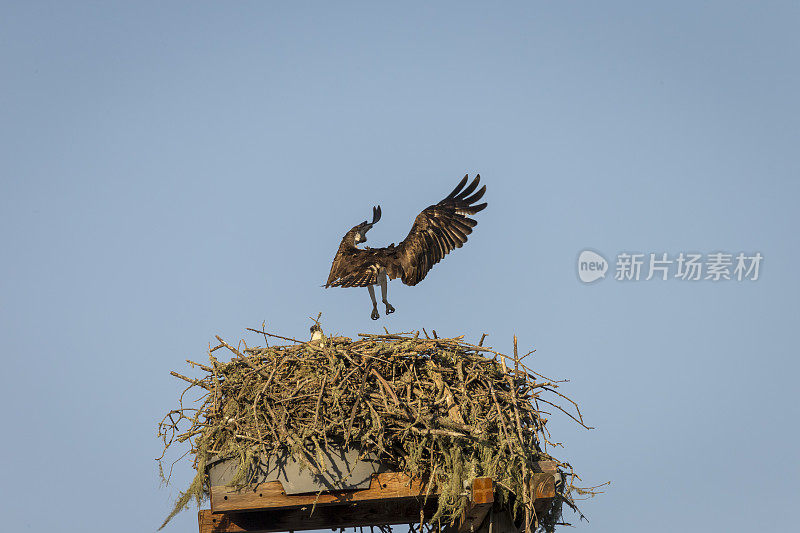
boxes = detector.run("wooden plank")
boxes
[454,473,553,533]
[532,473,555,499]
[211,472,430,513]
[531,460,557,474]
[206,466,557,532]
[471,477,494,505]
[532,472,557,519]
[456,477,494,533]
[200,497,441,533]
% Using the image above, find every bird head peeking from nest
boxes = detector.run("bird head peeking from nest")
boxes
[309,323,324,345]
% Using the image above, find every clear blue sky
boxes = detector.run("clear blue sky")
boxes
[1,2,798,532]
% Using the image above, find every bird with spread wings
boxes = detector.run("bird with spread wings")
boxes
[324,174,487,320]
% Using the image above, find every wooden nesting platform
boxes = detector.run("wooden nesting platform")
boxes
[198,462,557,533]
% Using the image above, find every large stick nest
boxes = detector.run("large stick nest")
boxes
[157,327,591,531]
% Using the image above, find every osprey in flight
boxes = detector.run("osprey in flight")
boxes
[325,174,487,320]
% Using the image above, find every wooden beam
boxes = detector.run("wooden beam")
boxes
[532,472,557,518]
[531,460,557,474]
[211,472,430,513]
[455,477,494,533]
[532,473,555,499]
[205,463,558,532]
[200,498,441,533]
[453,473,555,533]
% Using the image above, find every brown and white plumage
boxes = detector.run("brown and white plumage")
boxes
[324,174,487,319]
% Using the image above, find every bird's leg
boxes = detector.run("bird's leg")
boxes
[367,285,379,320]
[379,269,395,314]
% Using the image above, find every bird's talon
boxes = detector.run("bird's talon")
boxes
[371,309,380,320]
[386,304,395,314]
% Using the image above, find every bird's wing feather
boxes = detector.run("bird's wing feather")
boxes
[392,174,487,286]
[326,246,382,288]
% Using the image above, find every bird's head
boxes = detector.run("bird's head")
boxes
[310,323,324,343]
[352,205,381,246]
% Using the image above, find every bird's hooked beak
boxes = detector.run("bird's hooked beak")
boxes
[355,205,381,245]
[355,226,369,244]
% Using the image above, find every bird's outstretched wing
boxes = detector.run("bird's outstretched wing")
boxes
[391,174,487,286]
[326,253,381,288]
